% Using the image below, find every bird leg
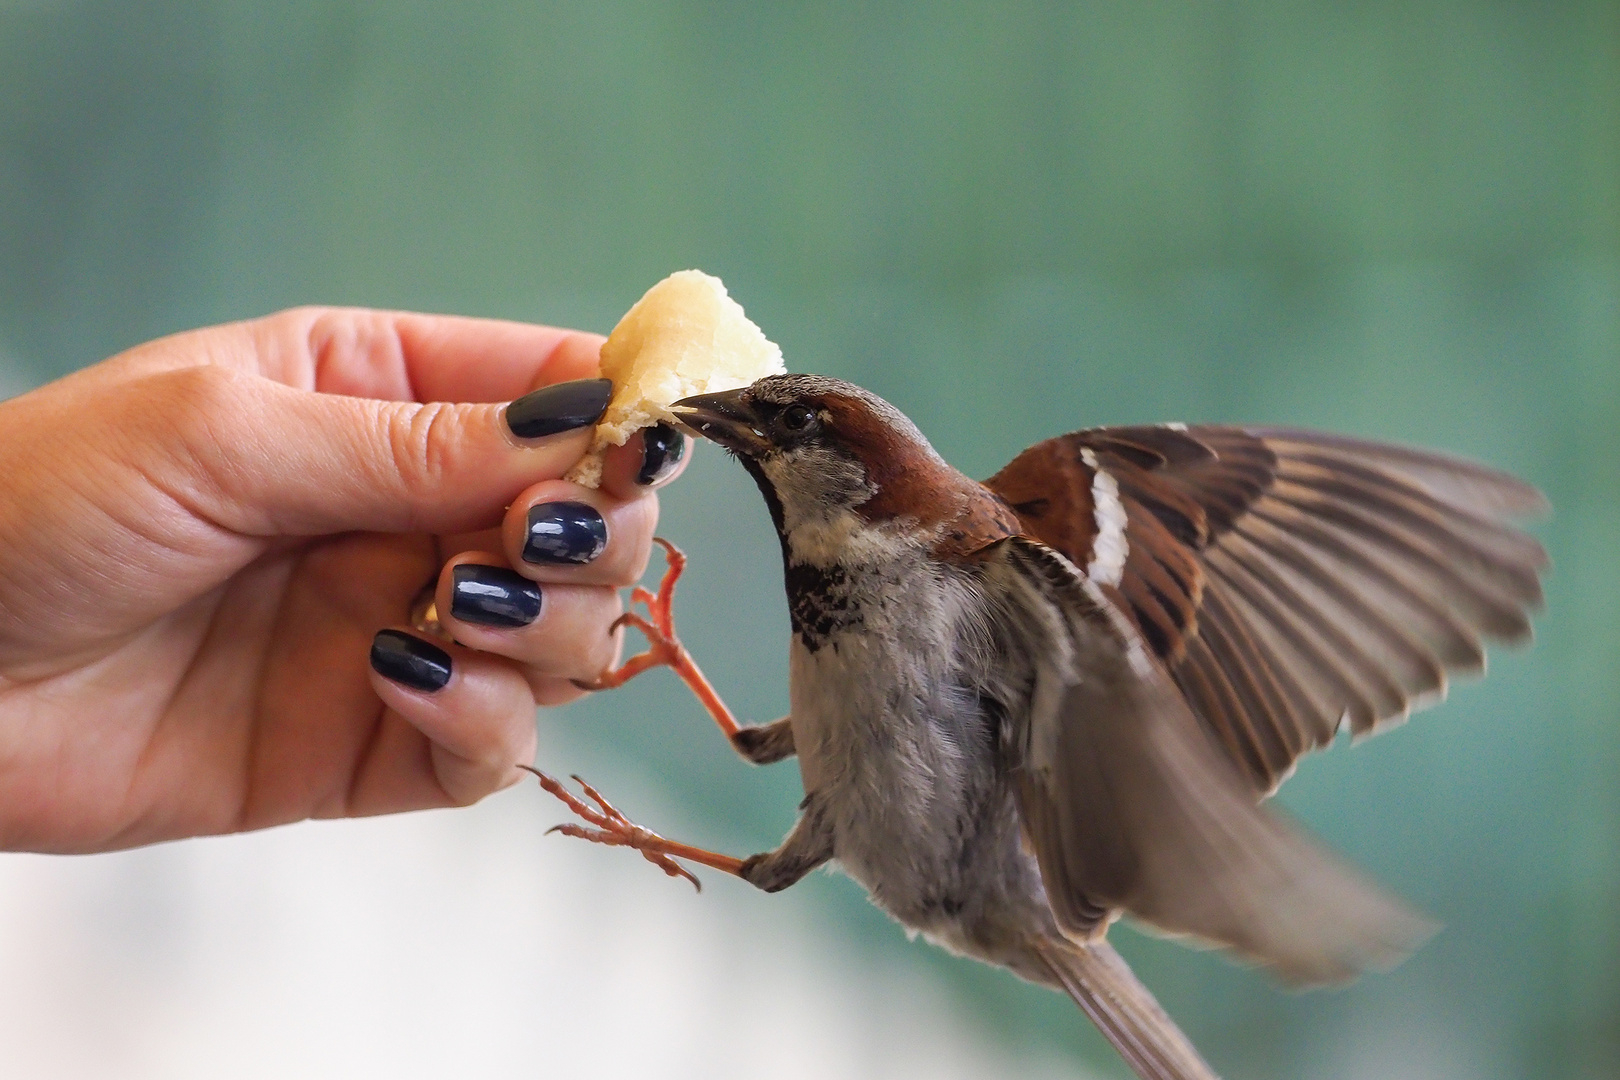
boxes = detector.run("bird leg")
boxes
[573,537,741,737]
[520,765,744,891]
[522,766,835,893]
[575,537,795,764]
[537,538,805,887]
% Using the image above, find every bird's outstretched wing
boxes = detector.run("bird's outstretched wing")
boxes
[984,425,1547,793]
[987,538,1433,984]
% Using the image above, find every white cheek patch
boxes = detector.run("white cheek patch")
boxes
[763,448,871,528]
[767,445,906,568]
[1079,448,1128,587]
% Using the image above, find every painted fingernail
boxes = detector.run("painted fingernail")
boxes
[451,564,543,628]
[637,422,687,486]
[370,629,452,692]
[523,501,607,565]
[504,378,612,440]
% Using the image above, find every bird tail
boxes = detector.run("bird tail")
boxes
[1034,939,1219,1080]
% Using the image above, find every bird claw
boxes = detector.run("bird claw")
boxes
[520,765,703,891]
[519,542,752,888]
[570,538,692,692]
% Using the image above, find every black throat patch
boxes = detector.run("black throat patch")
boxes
[782,560,860,651]
[739,455,865,651]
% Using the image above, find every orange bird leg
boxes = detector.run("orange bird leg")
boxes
[519,765,746,891]
[573,537,742,740]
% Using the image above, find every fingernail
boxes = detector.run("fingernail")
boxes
[370,629,452,692]
[523,501,607,565]
[637,422,687,486]
[504,378,613,440]
[451,564,543,628]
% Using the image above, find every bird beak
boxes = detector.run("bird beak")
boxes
[668,389,772,456]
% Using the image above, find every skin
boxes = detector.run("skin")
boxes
[0,307,688,853]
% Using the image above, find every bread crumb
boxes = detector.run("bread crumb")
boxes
[565,270,786,487]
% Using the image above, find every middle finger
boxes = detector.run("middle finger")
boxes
[501,478,658,587]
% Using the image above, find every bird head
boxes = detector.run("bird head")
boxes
[670,375,1005,564]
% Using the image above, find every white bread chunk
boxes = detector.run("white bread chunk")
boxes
[565,270,786,487]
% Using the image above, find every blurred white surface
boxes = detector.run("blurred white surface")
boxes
[0,755,1089,1080]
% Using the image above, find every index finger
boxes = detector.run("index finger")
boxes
[255,307,607,403]
[392,312,606,401]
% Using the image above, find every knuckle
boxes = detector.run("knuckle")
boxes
[124,365,267,526]
[381,400,464,509]
[304,308,402,385]
[166,362,247,417]
[261,304,329,339]
[158,364,254,456]
[306,310,358,378]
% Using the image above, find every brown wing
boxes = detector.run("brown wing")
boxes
[985,424,1548,793]
[991,538,1434,985]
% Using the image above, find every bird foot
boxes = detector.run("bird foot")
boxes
[571,537,689,690]
[572,537,742,740]
[520,765,743,889]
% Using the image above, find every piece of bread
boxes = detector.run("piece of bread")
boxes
[565,270,786,487]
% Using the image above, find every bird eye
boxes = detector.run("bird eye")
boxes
[779,404,817,432]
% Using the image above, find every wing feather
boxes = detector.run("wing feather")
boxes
[1198,548,1373,733]
[1195,585,1307,772]
[1178,636,1271,789]
[1254,428,1550,518]
[986,424,1546,792]
[992,539,1434,984]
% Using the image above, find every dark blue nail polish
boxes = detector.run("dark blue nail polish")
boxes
[637,422,687,485]
[523,501,607,565]
[505,379,613,440]
[370,630,452,692]
[451,564,543,628]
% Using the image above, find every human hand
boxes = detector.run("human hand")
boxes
[0,307,689,852]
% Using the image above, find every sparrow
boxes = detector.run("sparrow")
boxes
[528,375,1548,1080]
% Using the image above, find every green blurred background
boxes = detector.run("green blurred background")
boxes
[1,3,1616,1078]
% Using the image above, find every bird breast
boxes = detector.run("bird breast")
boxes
[782,541,1030,929]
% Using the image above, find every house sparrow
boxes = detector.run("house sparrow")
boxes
[529,375,1547,1080]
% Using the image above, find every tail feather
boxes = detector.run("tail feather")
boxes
[1034,940,1219,1080]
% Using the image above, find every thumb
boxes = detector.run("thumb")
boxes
[171,366,610,538]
